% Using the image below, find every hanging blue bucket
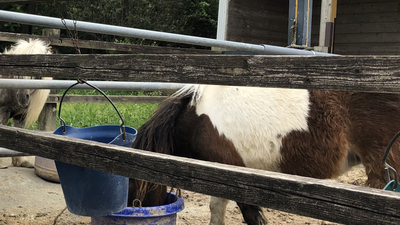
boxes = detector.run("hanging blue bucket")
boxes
[91,192,185,225]
[54,80,137,217]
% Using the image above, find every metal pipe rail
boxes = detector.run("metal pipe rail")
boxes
[0,147,30,157]
[0,10,337,56]
[0,79,186,90]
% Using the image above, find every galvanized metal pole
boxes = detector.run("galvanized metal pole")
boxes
[298,0,313,47]
[288,0,297,46]
[0,79,186,90]
[0,10,336,56]
[288,0,314,47]
[0,148,30,157]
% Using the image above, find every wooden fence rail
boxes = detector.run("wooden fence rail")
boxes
[1,54,400,93]
[0,0,58,3]
[0,125,399,225]
[0,31,218,54]
[2,54,400,224]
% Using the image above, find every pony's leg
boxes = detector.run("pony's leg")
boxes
[176,112,267,225]
[347,93,400,188]
[11,157,33,168]
[0,108,11,125]
[0,109,11,168]
[209,197,229,225]
[237,203,266,225]
[11,114,34,168]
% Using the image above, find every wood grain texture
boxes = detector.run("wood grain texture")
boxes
[0,0,62,3]
[1,54,400,93]
[336,12,400,24]
[38,103,57,131]
[335,43,400,55]
[1,125,400,224]
[338,1,400,14]
[334,1,400,55]
[335,33,400,44]
[338,0,398,4]
[0,31,217,54]
[226,0,288,46]
[335,22,400,34]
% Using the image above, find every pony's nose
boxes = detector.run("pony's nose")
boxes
[17,89,30,108]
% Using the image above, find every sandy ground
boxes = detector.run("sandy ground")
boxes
[0,156,367,225]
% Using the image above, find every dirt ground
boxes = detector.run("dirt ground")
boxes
[0,156,367,225]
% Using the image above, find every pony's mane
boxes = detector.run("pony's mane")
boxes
[4,39,51,55]
[2,38,53,127]
[131,86,195,205]
[172,84,205,106]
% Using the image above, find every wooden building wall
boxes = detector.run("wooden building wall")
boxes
[311,0,322,48]
[334,0,400,55]
[225,0,289,47]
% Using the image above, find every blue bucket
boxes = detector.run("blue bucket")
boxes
[54,80,137,217]
[54,125,137,217]
[91,192,185,225]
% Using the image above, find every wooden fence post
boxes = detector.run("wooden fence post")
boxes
[37,28,60,132]
[37,93,57,132]
[34,29,60,182]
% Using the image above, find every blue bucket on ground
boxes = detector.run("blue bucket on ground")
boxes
[54,80,137,217]
[91,192,185,225]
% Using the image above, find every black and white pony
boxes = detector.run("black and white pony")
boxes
[128,84,400,224]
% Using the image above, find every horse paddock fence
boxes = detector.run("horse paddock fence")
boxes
[0,79,183,157]
[1,54,400,224]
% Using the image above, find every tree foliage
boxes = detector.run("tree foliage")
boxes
[0,0,218,51]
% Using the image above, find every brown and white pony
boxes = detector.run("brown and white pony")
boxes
[129,84,400,225]
[0,39,52,167]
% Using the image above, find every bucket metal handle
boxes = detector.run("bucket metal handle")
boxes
[58,79,127,141]
[382,131,400,190]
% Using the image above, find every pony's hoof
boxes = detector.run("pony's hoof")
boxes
[12,158,34,168]
[13,161,34,168]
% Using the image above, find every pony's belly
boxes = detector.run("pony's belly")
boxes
[195,85,311,173]
[236,144,283,172]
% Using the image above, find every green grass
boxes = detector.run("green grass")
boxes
[25,102,157,130]
[54,89,160,129]
[56,102,158,129]
[23,89,162,130]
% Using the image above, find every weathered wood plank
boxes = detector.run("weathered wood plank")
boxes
[336,12,400,24]
[338,0,397,4]
[0,125,400,224]
[0,31,217,54]
[0,0,63,3]
[335,43,400,55]
[335,22,400,34]
[337,1,400,14]
[46,94,166,104]
[335,32,400,43]
[227,0,288,46]
[1,54,400,93]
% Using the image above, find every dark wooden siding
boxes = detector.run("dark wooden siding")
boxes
[226,0,289,47]
[312,0,322,47]
[334,0,400,55]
